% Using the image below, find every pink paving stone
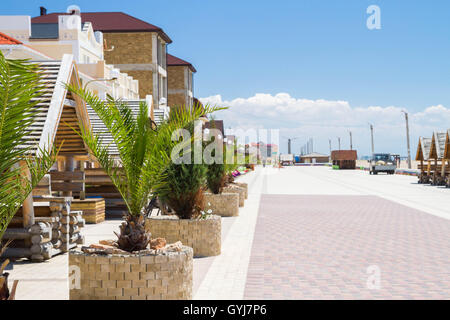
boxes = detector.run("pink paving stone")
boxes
[243,195,450,299]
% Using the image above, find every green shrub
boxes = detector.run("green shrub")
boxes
[158,160,207,219]
[154,121,207,219]
[207,157,226,194]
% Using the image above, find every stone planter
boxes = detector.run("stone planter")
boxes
[204,192,239,217]
[145,215,221,257]
[233,182,248,199]
[69,247,193,300]
[224,185,245,207]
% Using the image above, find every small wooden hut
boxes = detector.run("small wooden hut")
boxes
[415,137,432,184]
[428,132,447,185]
[331,150,357,169]
[441,130,450,187]
[2,55,100,261]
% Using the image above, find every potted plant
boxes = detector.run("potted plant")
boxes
[203,136,239,217]
[0,52,58,299]
[146,119,221,257]
[222,157,247,207]
[66,86,222,299]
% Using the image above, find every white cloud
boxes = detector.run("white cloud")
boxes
[200,93,450,156]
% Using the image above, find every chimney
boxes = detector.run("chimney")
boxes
[40,6,47,16]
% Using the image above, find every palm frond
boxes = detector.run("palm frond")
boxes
[0,52,58,243]
[67,82,226,217]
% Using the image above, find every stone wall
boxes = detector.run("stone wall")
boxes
[103,32,154,98]
[204,193,239,217]
[146,215,221,257]
[167,65,187,108]
[167,65,185,90]
[126,70,153,100]
[168,92,187,109]
[103,32,153,64]
[233,182,248,199]
[223,185,245,207]
[69,247,193,300]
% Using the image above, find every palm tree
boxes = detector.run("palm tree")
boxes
[0,52,58,299]
[67,86,223,251]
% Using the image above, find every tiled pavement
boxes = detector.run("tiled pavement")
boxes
[194,169,261,299]
[7,166,450,299]
[9,220,123,300]
[244,194,450,299]
[8,172,257,300]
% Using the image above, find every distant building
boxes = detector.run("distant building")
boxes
[204,120,224,136]
[266,144,279,158]
[331,150,358,169]
[300,152,330,164]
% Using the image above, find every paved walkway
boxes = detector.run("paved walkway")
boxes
[8,172,257,300]
[194,170,261,299]
[7,166,450,299]
[244,194,450,299]
[8,220,123,300]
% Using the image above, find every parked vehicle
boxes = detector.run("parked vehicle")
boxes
[370,153,397,175]
[280,154,294,166]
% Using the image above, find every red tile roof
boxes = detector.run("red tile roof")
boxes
[32,12,172,43]
[167,54,196,72]
[0,32,22,45]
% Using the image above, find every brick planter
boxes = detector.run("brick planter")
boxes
[233,182,248,199]
[224,185,245,207]
[204,193,239,217]
[145,215,221,257]
[69,246,193,300]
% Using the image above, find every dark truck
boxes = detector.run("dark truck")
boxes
[369,153,397,175]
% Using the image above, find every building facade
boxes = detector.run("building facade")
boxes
[167,54,196,109]
[32,10,172,109]
[300,152,330,164]
[0,11,139,100]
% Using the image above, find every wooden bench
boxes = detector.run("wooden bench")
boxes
[48,170,105,224]
[2,197,84,262]
[84,168,127,219]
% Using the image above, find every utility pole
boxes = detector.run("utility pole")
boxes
[329,139,332,155]
[338,137,341,150]
[349,131,353,150]
[402,111,412,169]
[369,123,374,155]
[283,136,298,155]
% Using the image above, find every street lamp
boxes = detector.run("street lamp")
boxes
[83,77,118,90]
[348,130,353,150]
[283,136,299,154]
[369,123,374,155]
[402,110,412,169]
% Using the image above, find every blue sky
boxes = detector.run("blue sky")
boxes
[3,0,450,155]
